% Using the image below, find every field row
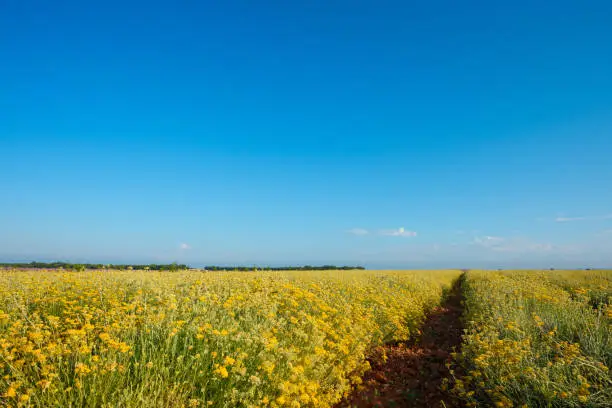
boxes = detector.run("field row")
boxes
[0,270,459,407]
[450,270,612,407]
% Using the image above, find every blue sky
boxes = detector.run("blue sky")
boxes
[1,1,612,268]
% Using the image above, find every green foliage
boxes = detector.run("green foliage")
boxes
[0,262,366,272]
[0,261,189,271]
[203,265,365,272]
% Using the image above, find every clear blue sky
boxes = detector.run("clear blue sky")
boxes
[2,0,612,268]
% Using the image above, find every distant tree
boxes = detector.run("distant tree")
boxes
[0,262,362,272]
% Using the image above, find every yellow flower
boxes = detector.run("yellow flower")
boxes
[75,362,91,375]
[214,366,229,378]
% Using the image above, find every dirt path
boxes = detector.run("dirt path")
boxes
[336,274,465,408]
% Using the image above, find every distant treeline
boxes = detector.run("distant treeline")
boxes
[0,262,189,271]
[203,265,366,271]
[0,262,365,272]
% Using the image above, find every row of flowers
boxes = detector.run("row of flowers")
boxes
[0,269,459,407]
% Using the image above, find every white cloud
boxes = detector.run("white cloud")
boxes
[179,243,192,250]
[347,228,369,236]
[474,235,553,253]
[473,236,505,248]
[555,214,612,222]
[340,229,612,267]
[494,242,553,253]
[555,216,587,222]
[482,236,504,242]
[379,227,417,237]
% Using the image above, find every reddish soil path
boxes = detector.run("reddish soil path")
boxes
[336,275,465,408]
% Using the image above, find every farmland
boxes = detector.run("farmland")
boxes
[0,269,458,407]
[0,269,610,407]
[450,270,612,407]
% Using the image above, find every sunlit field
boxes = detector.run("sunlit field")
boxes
[450,270,612,407]
[0,269,459,407]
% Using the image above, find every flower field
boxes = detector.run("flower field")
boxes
[450,270,612,407]
[0,269,459,407]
